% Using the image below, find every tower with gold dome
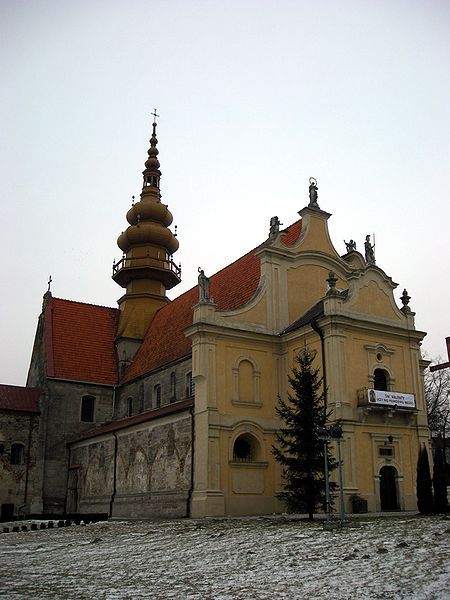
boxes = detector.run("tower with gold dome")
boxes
[112,117,181,374]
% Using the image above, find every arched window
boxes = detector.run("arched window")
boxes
[170,372,176,401]
[10,443,25,465]
[153,385,161,408]
[185,372,195,399]
[126,397,133,417]
[80,395,95,422]
[374,369,389,391]
[232,433,260,463]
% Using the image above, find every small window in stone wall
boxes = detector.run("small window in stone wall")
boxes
[185,372,195,399]
[81,395,95,422]
[170,372,176,401]
[126,397,133,417]
[153,384,161,408]
[10,443,25,465]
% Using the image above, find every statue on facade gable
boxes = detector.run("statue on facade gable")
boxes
[198,268,210,302]
[344,239,357,253]
[364,234,376,264]
[308,177,319,208]
[269,216,282,239]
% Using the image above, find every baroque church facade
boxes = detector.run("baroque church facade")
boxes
[2,121,430,519]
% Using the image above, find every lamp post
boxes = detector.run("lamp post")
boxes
[318,423,346,527]
[331,424,345,523]
[317,427,332,523]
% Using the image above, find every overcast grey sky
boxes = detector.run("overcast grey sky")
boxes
[1,0,449,386]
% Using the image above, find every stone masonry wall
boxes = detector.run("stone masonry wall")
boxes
[70,409,193,518]
[42,380,115,514]
[115,357,193,418]
[0,411,41,518]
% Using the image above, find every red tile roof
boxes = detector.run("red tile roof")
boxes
[0,384,40,413]
[281,219,302,246]
[40,219,301,386]
[122,250,261,383]
[45,297,119,385]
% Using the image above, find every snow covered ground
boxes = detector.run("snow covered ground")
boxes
[0,515,449,599]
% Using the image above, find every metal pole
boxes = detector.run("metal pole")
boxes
[323,439,331,521]
[337,439,345,523]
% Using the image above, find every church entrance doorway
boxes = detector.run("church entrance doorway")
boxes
[379,466,398,510]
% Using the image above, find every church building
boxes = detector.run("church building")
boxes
[6,119,430,519]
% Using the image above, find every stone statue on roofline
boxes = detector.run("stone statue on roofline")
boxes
[198,268,210,302]
[308,177,319,208]
[269,216,282,239]
[344,239,357,253]
[364,234,376,264]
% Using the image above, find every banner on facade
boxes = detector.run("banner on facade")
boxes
[367,389,416,409]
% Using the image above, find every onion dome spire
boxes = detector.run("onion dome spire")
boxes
[142,109,161,193]
[112,111,181,366]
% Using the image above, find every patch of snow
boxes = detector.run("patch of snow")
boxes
[0,515,449,599]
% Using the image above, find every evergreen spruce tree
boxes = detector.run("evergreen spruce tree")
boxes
[416,445,433,514]
[272,349,337,520]
[432,445,449,513]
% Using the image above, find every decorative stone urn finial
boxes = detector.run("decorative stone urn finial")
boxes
[400,289,411,313]
[326,270,340,296]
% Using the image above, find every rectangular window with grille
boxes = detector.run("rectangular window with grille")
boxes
[379,446,394,457]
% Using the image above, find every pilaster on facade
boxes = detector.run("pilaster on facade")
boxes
[188,303,226,518]
[323,328,349,410]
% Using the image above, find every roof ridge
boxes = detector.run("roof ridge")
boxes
[52,296,118,311]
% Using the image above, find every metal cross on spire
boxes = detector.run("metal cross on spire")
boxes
[151,108,160,124]
[47,275,52,292]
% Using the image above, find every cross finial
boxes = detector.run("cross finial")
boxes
[47,275,52,292]
[151,108,160,124]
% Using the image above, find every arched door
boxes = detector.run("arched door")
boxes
[379,466,398,510]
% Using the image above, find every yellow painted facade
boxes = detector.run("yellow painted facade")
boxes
[186,205,429,517]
